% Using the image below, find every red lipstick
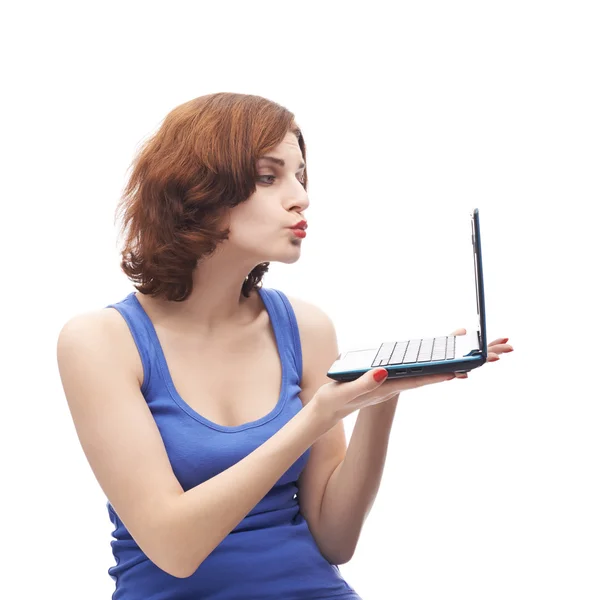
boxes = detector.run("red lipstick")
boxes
[289,220,307,238]
[290,220,307,230]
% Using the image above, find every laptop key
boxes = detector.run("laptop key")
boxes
[402,339,421,364]
[431,337,448,361]
[389,340,409,365]
[417,338,435,362]
[446,336,456,360]
[372,342,396,367]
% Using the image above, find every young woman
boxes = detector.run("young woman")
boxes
[57,92,512,599]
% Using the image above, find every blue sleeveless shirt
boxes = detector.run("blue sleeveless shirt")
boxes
[103,287,362,600]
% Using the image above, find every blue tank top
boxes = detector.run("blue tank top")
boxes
[103,286,362,600]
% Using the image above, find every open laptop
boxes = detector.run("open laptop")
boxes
[327,208,488,382]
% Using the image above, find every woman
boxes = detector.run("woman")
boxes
[57,92,513,599]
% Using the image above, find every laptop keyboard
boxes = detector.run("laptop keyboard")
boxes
[371,336,456,367]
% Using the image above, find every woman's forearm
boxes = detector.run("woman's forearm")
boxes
[168,400,331,577]
[315,395,400,563]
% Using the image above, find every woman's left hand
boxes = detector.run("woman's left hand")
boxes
[449,328,514,379]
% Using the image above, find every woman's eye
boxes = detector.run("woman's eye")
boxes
[257,174,305,185]
[257,175,276,184]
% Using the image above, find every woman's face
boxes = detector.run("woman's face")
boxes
[226,130,310,265]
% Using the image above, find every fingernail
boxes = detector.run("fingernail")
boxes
[373,369,388,383]
[507,347,514,352]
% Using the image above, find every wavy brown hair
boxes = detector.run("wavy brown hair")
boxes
[114,92,308,302]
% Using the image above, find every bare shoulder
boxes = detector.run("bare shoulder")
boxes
[285,294,337,345]
[58,307,143,387]
[284,294,340,397]
[285,294,336,328]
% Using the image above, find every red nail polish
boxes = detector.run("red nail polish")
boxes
[373,369,388,383]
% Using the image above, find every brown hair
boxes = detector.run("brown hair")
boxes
[114,92,308,302]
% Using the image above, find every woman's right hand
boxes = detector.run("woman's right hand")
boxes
[312,367,459,429]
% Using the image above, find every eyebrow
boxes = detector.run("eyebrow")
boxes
[258,156,306,170]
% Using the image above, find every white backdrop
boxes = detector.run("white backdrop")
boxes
[2,1,599,598]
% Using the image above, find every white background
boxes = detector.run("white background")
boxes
[2,1,599,598]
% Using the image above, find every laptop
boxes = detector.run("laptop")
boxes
[327,208,488,382]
